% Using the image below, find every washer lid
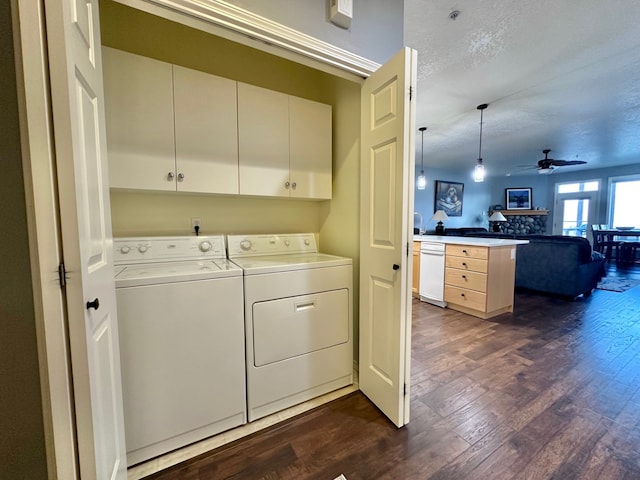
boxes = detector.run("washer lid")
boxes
[230,253,352,275]
[115,259,242,287]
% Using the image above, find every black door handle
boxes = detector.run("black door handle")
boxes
[86,298,100,310]
[393,264,400,270]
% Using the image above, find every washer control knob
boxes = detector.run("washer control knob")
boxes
[304,238,311,246]
[284,239,290,247]
[240,240,252,251]
[199,241,212,252]
[120,246,131,254]
[138,245,148,253]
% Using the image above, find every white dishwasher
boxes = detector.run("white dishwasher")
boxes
[419,241,447,307]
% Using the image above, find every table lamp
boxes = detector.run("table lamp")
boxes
[431,210,449,235]
[489,211,507,232]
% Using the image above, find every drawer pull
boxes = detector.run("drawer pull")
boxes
[460,293,466,297]
[461,275,467,279]
[462,262,468,267]
[462,249,468,254]
[295,300,316,312]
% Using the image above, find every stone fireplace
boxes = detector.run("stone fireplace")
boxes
[491,209,549,235]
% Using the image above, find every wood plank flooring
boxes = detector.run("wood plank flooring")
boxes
[144,264,640,479]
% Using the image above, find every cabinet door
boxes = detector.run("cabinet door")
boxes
[103,47,175,191]
[173,66,239,194]
[289,96,332,199]
[238,82,289,197]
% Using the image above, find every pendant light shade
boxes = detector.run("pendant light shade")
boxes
[417,127,427,190]
[474,104,488,182]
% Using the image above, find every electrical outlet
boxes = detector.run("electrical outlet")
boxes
[191,217,201,232]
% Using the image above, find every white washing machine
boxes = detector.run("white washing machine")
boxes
[227,233,353,421]
[114,236,246,465]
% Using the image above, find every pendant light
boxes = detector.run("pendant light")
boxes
[474,103,488,182]
[417,126,427,190]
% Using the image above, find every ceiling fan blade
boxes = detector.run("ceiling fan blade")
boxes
[550,159,587,166]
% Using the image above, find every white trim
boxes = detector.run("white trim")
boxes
[14,0,78,478]
[114,0,380,80]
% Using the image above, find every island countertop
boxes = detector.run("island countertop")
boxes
[413,235,529,247]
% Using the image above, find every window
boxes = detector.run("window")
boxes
[554,180,600,237]
[609,175,640,228]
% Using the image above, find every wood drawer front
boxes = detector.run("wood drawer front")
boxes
[445,256,488,273]
[445,268,487,293]
[446,244,489,260]
[445,285,487,312]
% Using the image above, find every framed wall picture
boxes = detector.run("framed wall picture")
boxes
[505,187,532,210]
[434,180,464,217]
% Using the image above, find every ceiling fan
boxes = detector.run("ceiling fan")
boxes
[534,149,587,174]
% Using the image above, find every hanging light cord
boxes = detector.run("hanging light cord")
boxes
[478,107,484,161]
[421,128,425,170]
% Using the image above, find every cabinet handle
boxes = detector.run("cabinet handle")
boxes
[167,172,175,181]
[177,173,185,182]
[393,264,400,270]
[285,181,290,189]
[291,182,297,190]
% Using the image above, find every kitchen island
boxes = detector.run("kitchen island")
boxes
[414,235,529,319]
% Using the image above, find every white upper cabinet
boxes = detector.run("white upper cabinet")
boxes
[237,82,290,197]
[238,82,332,199]
[103,48,239,194]
[103,47,175,191]
[289,96,332,199]
[173,65,239,194]
[104,48,331,199]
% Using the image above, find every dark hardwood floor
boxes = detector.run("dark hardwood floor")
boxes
[145,263,640,480]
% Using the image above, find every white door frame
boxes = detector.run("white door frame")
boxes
[13,1,78,478]
[552,183,600,241]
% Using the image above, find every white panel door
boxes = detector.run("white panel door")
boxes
[45,0,127,478]
[103,47,175,191]
[289,96,332,199]
[359,47,417,427]
[238,82,290,196]
[173,65,239,194]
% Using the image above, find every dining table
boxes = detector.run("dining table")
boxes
[596,228,640,263]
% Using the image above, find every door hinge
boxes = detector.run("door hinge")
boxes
[58,262,67,288]
[409,86,413,101]
[403,383,408,396]
[407,242,410,256]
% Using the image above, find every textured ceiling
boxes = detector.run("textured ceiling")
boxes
[404,0,640,178]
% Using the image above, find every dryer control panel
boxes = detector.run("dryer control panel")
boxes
[227,233,317,258]
[114,235,227,264]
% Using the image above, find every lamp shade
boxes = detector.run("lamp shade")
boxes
[488,211,507,222]
[431,210,449,222]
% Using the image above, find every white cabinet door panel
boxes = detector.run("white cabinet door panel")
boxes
[103,47,175,191]
[238,82,290,197]
[289,96,332,199]
[173,66,239,194]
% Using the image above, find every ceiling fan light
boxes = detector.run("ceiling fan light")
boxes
[417,171,427,190]
[538,167,554,174]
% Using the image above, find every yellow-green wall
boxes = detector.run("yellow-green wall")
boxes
[100,0,361,345]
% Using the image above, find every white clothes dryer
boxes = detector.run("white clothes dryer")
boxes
[114,236,245,465]
[227,233,353,422]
